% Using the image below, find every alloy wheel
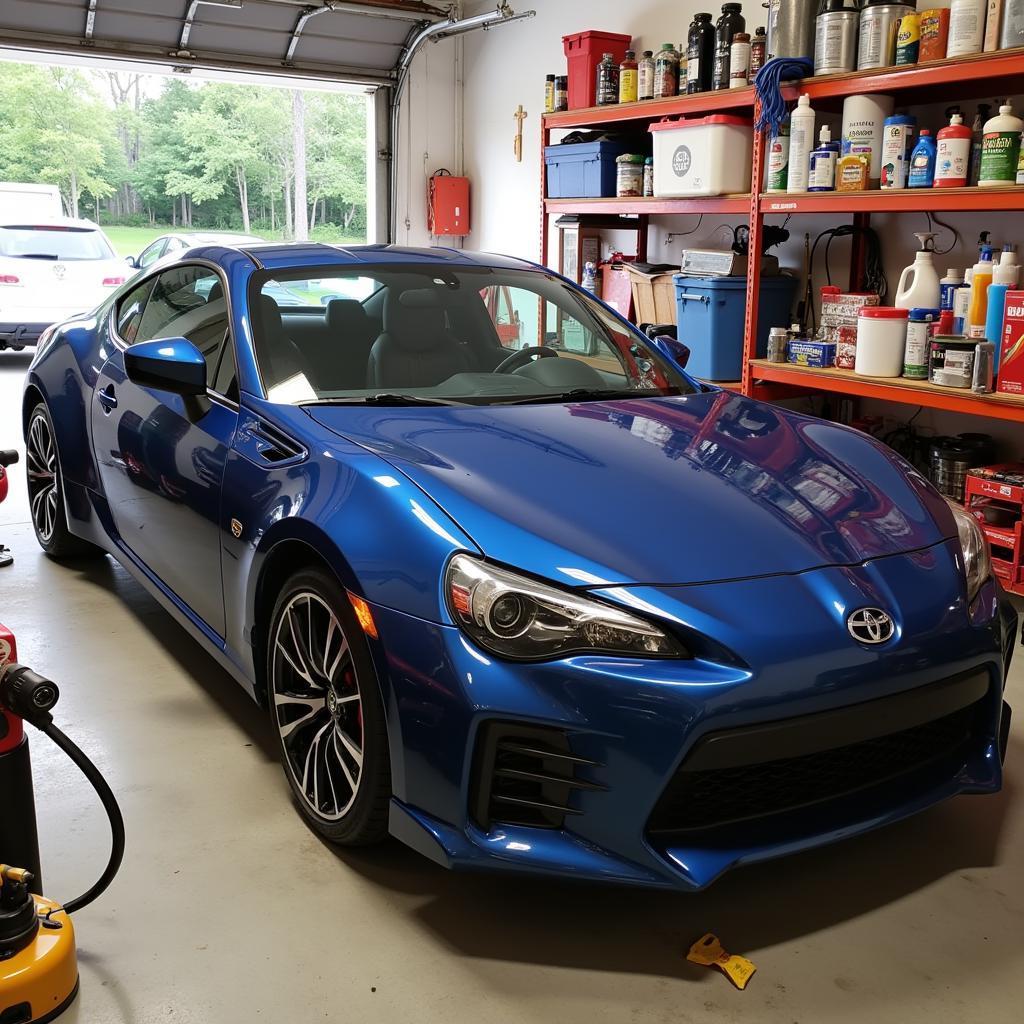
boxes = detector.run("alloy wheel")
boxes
[271,592,364,821]
[27,412,58,543]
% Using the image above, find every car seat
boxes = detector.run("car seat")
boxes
[324,299,376,388]
[367,289,473,389]
[256,295,316,396]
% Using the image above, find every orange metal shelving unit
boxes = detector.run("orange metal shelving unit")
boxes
[539,47,1024,428]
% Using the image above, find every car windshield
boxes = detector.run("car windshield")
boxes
[0,225,115,260]
[249,264,694,406]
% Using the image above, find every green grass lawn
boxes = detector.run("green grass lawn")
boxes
[101,224,365,260]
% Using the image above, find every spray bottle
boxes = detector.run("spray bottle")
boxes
[986,246,1019,368]
[808,124,841,191]
[895,232,941,310]
[967,244,996,337]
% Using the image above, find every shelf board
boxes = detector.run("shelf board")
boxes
[543,87,755,130]
[749,360,1024,423]
[544,195,750,215]
[784,47,1024,107]
[760,186,1024,215]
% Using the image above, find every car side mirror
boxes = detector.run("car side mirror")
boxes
[649,334,690,370]
[124,254,138,269]
[124,338,207,397]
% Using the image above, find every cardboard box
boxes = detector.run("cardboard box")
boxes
[997,289,1024,396]
[626,264,678,325]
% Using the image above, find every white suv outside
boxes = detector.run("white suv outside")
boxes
[0,217,126,350]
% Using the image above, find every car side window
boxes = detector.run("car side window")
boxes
[212,335,238,401]
[115,278,156,345]
[137,240,166,269]
[134,265,231,392]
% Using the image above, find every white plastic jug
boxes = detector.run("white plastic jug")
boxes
[895,233,941,309]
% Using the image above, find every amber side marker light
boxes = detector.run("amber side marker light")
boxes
[348,592,378,639]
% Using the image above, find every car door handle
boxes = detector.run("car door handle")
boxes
[96,385,118,412]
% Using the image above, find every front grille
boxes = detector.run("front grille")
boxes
[470,722,604,830]
[648,671,990,838]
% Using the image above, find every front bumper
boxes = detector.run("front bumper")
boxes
[368,541,1016,890]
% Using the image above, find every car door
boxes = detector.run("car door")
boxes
[91,264,239,636]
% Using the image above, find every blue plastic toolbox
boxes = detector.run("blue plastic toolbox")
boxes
[544,140,638,198]
[673,274,797,381]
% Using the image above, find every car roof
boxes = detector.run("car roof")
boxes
[0,215,103,230]
[236,242,538,273]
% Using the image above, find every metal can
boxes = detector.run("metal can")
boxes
[857,2,912,70]
[972,341,995,393]
[767,326,789,362]
[615,154,645,198]
[815,3,860,74]
[903,307,939,378]
[643,157,654,197]
[554,76,568,111]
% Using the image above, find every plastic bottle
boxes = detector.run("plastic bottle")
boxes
[677,51,689,94]
[986,247,1019,368]
[750,26,767,75]
[787,94,816,193]
[967,245,995,337]
[895,231,942,309]
[618,51,638,104]
[582,262,598,294]
[653,43,679,98]
[687,13,715,93]
[596,53,620,106]
[730,32,752,86]
[953,268,973,333]
[979,103,1024,187]
[544,74,555,114]
[808,124,841,191]
[983,0,1005,50]
[940,268,963,311]
[880,114,917,189]
[895,9,921,63]
[907,129,937,187]
[934,112,973,187]
[638,51,656,100]
[766,122,791,192]
[947,0,985,55]
[714,4,746,90]
[968,103,991,186]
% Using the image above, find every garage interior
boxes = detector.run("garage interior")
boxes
[1,1,1023,1022]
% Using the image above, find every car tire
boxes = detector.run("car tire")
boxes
[26,403,104,560]
[267,567,391,846]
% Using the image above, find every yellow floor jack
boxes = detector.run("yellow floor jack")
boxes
[1,626,124,1022]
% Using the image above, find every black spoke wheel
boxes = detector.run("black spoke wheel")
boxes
[268,568,390,845]
[26,404,103,560]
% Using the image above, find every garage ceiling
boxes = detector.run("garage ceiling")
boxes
[0,0,449,86]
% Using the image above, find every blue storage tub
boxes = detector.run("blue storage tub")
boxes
[544,140,638,198]
[673,274,797,382]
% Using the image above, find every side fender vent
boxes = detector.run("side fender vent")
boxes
[243,418,306,465]
[470,722,605,831]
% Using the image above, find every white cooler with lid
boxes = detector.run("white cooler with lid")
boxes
[649,115,753,197]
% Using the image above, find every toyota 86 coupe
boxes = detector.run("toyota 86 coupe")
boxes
[22,242,1016,890]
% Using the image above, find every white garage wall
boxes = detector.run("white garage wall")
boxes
[456,0,1023,450]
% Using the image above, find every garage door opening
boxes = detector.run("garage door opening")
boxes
[0,55,373,259]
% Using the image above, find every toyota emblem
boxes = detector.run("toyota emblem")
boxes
[53,263,66,280]
[847,607,895,644]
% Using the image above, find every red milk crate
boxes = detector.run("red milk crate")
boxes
[562,30,632,110]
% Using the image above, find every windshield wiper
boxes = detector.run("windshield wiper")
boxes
[17,253,60,260]
[497,387,681,406]
[300,393,469,407]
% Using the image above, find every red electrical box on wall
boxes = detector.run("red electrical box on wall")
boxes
[428,171,469,236]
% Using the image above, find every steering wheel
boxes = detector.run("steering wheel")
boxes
[494,345,559,374]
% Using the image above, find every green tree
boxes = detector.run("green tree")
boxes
[306,92,367,234]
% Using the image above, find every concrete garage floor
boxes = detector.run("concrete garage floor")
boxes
[1,351,1023,1024]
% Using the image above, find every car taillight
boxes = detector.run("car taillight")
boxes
[102,276,125,287]
[0,274,20,285]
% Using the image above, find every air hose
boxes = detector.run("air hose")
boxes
[0,663,124,914]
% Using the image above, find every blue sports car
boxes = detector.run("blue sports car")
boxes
[22,242,1016,890]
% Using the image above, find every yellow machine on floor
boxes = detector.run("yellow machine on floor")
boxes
[1,636,123,1023]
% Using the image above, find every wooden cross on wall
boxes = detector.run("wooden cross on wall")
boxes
[514,105,527,163]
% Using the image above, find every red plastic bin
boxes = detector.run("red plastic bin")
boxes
[563,30,632,110]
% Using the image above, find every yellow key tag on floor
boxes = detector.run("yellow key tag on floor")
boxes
[686,933,757,990]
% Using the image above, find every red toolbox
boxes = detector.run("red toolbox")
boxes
[563,30,632,110]
[965,464,1024,595]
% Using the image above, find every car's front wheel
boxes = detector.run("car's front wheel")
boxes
[26,403,104,560]
[267,568,391,845]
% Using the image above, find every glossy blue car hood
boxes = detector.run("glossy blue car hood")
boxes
[308,391,953,588]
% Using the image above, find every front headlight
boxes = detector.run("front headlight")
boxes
[947,500,992,602]
[445,554,685,661]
